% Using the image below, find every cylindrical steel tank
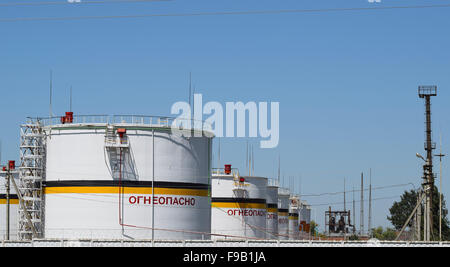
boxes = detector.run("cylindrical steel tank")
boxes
[277,187,289,240]
[299,202,307,232]
[266,185,278,239]
[304,204,312,233]
[43,115,213,240]
[298,201,307,239]
[211,174,267,239]
[289,196,299,240]
[0,171,19,240]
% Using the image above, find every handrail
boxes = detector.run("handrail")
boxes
[212,167,240,176]
[26,115,213,132]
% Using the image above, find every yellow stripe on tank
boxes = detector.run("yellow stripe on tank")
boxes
[266,208,278,213]
[44,186,208,197]
[0,199,19,204]
[211,202,267,209]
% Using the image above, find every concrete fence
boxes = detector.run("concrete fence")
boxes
[1,239,449,247]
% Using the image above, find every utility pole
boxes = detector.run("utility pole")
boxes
[396,192,426,241]
[353,186,356,234]
[368,169,372,237]
[435,134,445,241]
[416,192,422,240]
[418,86,437,241]
[343,178,346,213]
[360,172,364,236]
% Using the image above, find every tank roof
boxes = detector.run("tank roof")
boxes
[27,115,214,137]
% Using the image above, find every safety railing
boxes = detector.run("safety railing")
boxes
[278,187,290,196]
[267,179,280,187]
[27,115,213,133]
[211,168,241,177]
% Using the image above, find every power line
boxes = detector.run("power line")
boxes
[309,195,400,207]
[300,182,415,197]
[1,3,450,22]
[0,0,170,7]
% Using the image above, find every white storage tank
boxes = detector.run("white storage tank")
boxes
[0,167,19,240]
[299,201,307,232]
[277,187,290,240]
[211,169,267,239]
[299,201,312,234]
[266,184,278,239]
[304,204,312,233]
[43,115,213,240]
[289,196,300,240]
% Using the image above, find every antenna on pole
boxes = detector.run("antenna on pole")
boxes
[289,176,291,192]
[248,143,250,176]
[299,175,302,197]
[248,145,250,176]
[360,172,364,236]
[435,132,445,241]
[369,169,372,237]
[49,70,53,118]
[278,155,280,183]
[353,185,356,234]
[246,140,249,174]
[70,85,73,112]
[192,83,196,120]
[252,144,254,176]
[293,176,296,195]
[294,176,296,195]
[188,72,192,119]
[217,138,220,170]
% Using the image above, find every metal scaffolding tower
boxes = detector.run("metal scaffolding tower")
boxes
[418,85,437,241]
[18,120,46,240]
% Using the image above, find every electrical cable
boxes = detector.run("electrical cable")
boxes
[308,195,401,207]
[300,183,416,197]
[1,4,450,22]
[0,0,171,7]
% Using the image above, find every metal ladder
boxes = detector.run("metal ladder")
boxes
[18,120,45,240]
[105,125,116,146]
[105,125,129,148]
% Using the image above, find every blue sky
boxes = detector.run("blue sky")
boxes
[1,0,449,231]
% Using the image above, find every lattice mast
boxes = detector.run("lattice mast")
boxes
[418,85,437,241]
[18,119,46,240]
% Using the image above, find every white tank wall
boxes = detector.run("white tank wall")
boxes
[44,124,213,240]
[0,172,19,240]
[277,191,289,240]
[305,207,311,224]
[266,186,278,240]
[289,197,299,240]
[298,203,312,234]
[299,205,306,223]
[211,175,267,239]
